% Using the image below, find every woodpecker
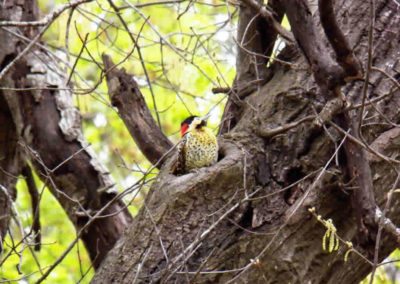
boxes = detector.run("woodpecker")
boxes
[173,115,218,175]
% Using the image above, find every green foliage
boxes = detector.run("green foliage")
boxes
[1,177,93,283]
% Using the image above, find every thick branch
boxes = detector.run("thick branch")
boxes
[338,113,377,242]
[282,0,344,90]
[318,0,362,79]
[17,58,132,268]
[102,54,173,168]
[0,1,24,242]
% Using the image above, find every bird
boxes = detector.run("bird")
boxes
[172,115,218,175]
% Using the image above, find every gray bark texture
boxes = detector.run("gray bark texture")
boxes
[92,0,400,283]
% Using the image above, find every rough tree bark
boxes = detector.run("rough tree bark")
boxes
[92,0,400,283]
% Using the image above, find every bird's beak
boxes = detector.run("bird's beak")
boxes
[201,113,211,120]
[200,113,211,125]
[199,114,210,127]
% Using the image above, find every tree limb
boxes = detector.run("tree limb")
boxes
[282,0,344,90]
[22,166,41,251]
[0,94,21,252]
[102,54,173,168]
[318,0,362,80]
[16,55,133,268]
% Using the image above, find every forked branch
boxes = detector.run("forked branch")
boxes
[282,0,345,90]
[318,0,362,80]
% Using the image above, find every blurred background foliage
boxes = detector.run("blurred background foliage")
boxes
[1,0,399,283]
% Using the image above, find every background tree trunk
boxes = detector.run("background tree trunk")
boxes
[92,0,400,283]
[0,0,132,268]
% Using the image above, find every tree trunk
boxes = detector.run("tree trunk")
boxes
[93,0,400,283]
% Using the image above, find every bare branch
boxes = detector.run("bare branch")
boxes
[107,0,162,128]
[0,0,93,27]
[282,0,344,90]
[102,54,173,168]
[212,87,231,94]
[256,115,314,138]
[318,0,362,80]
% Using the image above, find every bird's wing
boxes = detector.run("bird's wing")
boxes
[171,134,187,175]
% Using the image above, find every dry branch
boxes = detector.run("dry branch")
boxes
[318,0,362,80]
[282,0,344,90]
[102,54,173,168]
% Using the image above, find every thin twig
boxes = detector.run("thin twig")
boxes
[0,0,93,27]
[66,33,89,85]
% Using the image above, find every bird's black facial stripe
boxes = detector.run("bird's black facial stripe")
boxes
[181,115,198,127]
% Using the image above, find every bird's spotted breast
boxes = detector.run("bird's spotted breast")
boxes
[184,128,218,171]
